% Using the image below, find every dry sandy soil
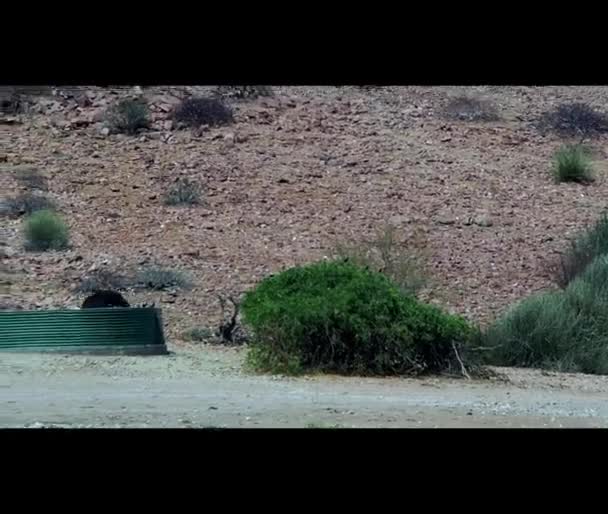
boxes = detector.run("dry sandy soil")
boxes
[4,86,608,428]
[2,345,608,428]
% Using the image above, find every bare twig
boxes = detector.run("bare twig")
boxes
[451,341,471,380]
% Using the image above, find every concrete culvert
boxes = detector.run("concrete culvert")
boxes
[82,290,130,309]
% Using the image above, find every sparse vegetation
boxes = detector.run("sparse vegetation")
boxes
[76,269,131,293]
[552,144,594,183]
[136,266,191,291]
[215,86,273,100]
[537,102,608,139]
[105,98,150,135]
[22,210,69,252]
[13,167,47,190]
[443,95,499,122]
[553,213,608,287]
[242,260,477,377]
[335,225,427,297]
[484,255,608,375]
[183,327,216,343]
[172,97,233,128]
[163,178,203,206]
[2,192,55,218]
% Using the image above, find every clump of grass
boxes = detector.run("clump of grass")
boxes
[443,95,499,122]
[554,213,608,287]
[136,266,192,291]
[537,102,608,139]
[552,144,594,183]
[172,97,233,128]
[22,210,69,252]
[163,178,203,206]
[2,192,55,218]
[105,98,150,135]
[242,260,478,377]
[484,254,608,375]
[215,86,273,100]
[335,224,427,297]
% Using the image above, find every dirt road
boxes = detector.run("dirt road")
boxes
[2,347,608,428]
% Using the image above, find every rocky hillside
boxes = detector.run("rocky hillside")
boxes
[3,85,608,342]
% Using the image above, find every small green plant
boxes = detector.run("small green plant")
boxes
[484,255,608,375]
[105,98,150,135]
[443,95,499,122]
[163,178,203,206]
[554,213,608,287]
[335,224,427,297]
[172,97,233,128]
[242,260,476,377]
[552,144,594,183]
[22,209,69,251]
[2,192,55,218]
[136,266,191,291]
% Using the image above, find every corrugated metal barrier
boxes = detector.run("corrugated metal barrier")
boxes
[0,307,167,355]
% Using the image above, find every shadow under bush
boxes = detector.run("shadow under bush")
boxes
[241,260,480,377]
[484,255,608,375]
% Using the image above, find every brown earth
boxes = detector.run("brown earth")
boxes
[3,85,608,341]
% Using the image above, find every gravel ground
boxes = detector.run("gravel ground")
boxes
[2,346,608,428]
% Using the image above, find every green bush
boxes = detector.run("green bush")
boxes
[241,260,475,376]
[105,98,150,135]
[554,213,608,287]
[22,210,69,251]
[552,144,594,183]
[484,255,608,375]
[163,178,203,206]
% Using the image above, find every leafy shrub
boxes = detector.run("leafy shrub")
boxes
[215,85,273,100]
[172,97,233,128]
[554,213,608,287]
[22,210,69,251]
[136,266,191,291]
[241,260,476,377]
[537,102,608,139]
[443,95,499,122]
[2,192,55,218]
[163,178,203,206]
[105,98,150,134]
[552,144,594,183]
[335,225,427,297]
[484,255,608,375]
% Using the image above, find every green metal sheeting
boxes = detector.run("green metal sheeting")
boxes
[0,307,167,355]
